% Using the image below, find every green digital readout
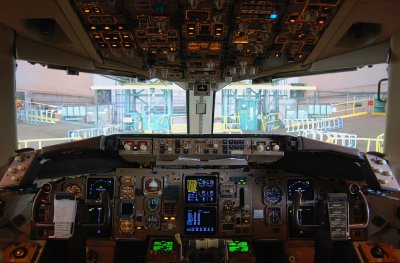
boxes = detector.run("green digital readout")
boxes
[228,241,249,253]
[152,240,174,252]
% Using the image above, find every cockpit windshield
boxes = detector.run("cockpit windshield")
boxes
[17,61,387,154]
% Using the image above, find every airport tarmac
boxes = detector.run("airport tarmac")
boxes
[17,114,386,152]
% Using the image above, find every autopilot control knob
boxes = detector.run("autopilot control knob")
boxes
[273,144,280,151]
[213,143,218,149]
[167,147,173,153]
[124,144,132,151]
[256,144,265,152]
[140,144,148,151]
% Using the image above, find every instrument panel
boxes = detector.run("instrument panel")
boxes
[31,168,367,242]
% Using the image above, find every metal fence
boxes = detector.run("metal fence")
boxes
[285,118,343,134]
[67,125,120,139]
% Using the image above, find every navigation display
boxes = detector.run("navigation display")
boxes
[228,241,249,253]
[184,176,216,203]
[287,179,314,201]
[288,206,315,238]
[86,205,112,238]
[184,207,217,235]
[152,240,174,252]
[86,177,114,200]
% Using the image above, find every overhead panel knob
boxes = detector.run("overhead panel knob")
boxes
[273,144,280,151]
[140,144,148,151]
[257,144,265,152]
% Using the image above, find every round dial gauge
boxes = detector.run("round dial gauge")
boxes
[266,207,281,225]
[120,185,135,199]
[144,178,161,194]
[263,185,282,205]
[65,184,82,197]
[144,215,160,230]
[145,197,161,212]
[119,218,134,234]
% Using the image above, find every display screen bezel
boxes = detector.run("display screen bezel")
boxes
[119,201,135,217]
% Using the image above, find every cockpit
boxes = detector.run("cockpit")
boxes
[1,1,400,263]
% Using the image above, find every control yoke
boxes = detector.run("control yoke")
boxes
[292,191,321,231]
[292,183,370,233]
[348,184,370,229]
[32,188,111,230]
[81,191,111,229]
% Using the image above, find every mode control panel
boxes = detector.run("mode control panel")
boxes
[153,138,252,155]
[120,138,153,155]
[118,136,285,160]
[251,138,283,155]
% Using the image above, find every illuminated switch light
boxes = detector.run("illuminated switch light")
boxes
[270,13,278,19]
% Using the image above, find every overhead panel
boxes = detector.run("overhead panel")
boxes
[70,0,342,83]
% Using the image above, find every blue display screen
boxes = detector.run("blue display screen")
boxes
[184,207,216,235]
[86,177,114,200]
[185,176,216,203]
[287,179,314,201]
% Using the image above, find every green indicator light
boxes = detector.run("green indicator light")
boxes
[228,241,249,253]
[152,240,173,252]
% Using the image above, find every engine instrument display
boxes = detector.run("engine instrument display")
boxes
[263,185,282,205]
[86,177,114,200]
[184,207,217,235]
[145,197,161,212]
[184,176,216,203]
[65,184,82,197]
[287,179,314,201]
